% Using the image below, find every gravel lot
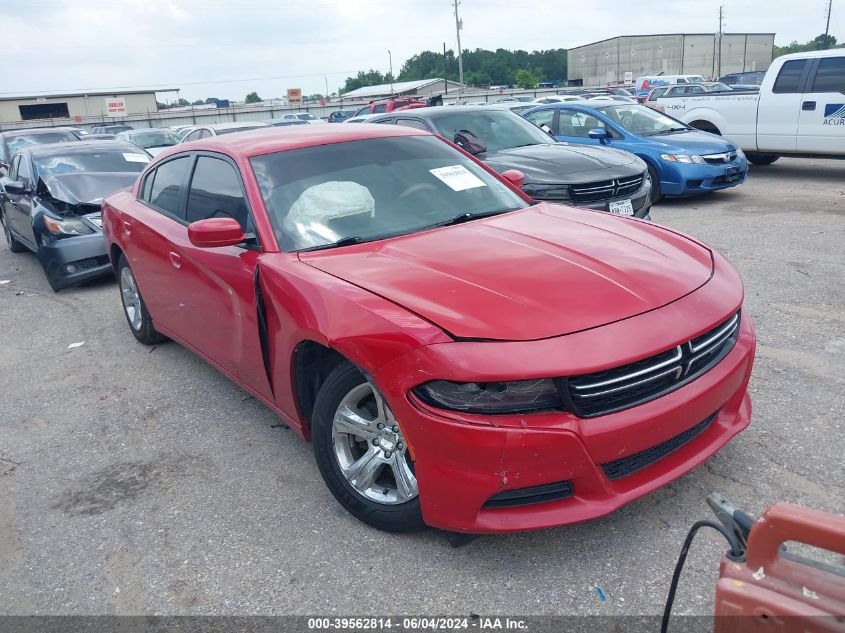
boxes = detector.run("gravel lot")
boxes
[1,158,843,618]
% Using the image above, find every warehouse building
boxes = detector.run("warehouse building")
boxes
[567,33,775,86]
[341,78,465,101]
[0,89,176,126]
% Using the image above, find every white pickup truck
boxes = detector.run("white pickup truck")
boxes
[652,49,845,165]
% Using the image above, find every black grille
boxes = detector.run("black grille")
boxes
[482,480,573,509]
[601,412,717,480]
[74,255,110,270]
[566,312,740,418]
[570,174,644,203]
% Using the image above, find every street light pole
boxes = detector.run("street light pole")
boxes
[388,50,394,95]
[324,77,329,101]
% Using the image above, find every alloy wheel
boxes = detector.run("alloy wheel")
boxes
[331,382,418,505]
[120,266,143,331]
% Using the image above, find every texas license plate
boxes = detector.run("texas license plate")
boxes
[609,199,634,216]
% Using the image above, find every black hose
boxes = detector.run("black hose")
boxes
[660,519,743,633]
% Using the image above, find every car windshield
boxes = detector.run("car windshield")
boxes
[34,149,150,179]
[597,104,689,136]
[707,82,732,92]
[296,113,318,120]
[250,135,527,252]
[128,130,181,148]
[7,131,78,155]
[428,110,553,152]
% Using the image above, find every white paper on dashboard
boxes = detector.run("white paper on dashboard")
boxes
[429,165,486,192]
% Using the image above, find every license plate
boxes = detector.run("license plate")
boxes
[609,199,634,216]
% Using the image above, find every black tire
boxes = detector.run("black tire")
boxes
[745,152,780,166]
[646,163,663,204]
[117,254,165,345]
[312,362,424,532]
[1,210,27,253]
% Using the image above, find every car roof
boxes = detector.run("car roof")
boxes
[373,105,509,120]
[123,127,174,134]
[2,127,79,138]
[200,122,270,130]
[166,123,429,158]
[26,140,143,157]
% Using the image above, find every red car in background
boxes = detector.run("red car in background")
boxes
[352,97,426,116]
[102,125,755,533]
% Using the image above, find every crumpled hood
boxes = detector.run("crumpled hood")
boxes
[481,143,644,185]
[300,204,713,341]
[641,130,738,155]
[37,172,138,207]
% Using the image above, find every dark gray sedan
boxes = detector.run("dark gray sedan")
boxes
[370,106,652,219]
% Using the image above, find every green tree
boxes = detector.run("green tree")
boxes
[191,99,205,106]
[774,34,842,57]
[515,68,539,89]
[245,92,262,104]
[341,70,391,94]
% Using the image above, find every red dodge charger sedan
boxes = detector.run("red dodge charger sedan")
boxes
[102,124,755,533]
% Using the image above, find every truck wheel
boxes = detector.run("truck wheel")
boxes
[746,152,780,166]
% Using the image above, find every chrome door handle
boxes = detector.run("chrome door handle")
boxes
[169,252,182,269]
[122,221,132,236]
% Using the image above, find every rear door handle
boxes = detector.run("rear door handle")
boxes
[802,100,816,111]
[169,252,182,269]
[122,221,133,236]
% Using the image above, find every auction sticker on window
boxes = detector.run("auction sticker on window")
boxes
[429,165,486,191]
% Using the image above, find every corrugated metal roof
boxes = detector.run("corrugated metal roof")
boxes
[341,78,460,99]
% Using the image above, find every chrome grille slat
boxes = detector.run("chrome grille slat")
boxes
[571,175,644,202]
[567,312,741,417]
[572,346,683,390]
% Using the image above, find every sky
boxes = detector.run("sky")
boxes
[1,0,840,102]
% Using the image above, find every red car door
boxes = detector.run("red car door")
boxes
[169,153,272,401]
[123,155,194,334]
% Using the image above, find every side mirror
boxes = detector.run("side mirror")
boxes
[3,181,29,195]
[501,169,525,189]
[588,128,611,144]
[187,217,246,248]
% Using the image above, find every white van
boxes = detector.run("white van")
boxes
[635,74,706,93]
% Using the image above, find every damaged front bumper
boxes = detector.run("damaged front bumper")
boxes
[37,232,112,291]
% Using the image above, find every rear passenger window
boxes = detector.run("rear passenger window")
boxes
[141,171,155,201]
[395,119,429,131]
[773,60,808,93]
[149,156,191,218]
[372,104,387,113]
[810,57,845,93]
[186,156,250,231]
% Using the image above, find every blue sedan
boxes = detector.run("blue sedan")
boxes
[522,103,748,202]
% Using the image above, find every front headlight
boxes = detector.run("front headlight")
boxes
[413,379,562,414]
[521,183,571,200]
[43,215,95,236]
[660,153,705,164]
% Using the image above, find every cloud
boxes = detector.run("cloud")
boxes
[1,0,835,101]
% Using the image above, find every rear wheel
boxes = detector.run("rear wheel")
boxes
[745,152,780,166]
[312,362,424,532]
[646,163,663,204]
[1,210,26,253]
[118,254,165,345]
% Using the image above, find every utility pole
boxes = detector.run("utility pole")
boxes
[822,0,833,49]
[453,0,464,99]
[388,50,394,95]
[717,5,725,79]
[443,42,448,94]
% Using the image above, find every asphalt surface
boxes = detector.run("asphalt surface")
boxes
[1,158,843,618]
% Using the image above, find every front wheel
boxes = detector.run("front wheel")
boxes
[745,152,780,166]
[117,254,165,345]
[646,163,663,204]
[312,362,424,532]
[1,210,27,253]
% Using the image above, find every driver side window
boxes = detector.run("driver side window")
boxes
[525,109,556,134]
[557,112,603,138]
[186,156,252,233]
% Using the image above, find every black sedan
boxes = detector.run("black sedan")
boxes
[0,127,80,178]
[370,106,652,219]
[0,140,150,291]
